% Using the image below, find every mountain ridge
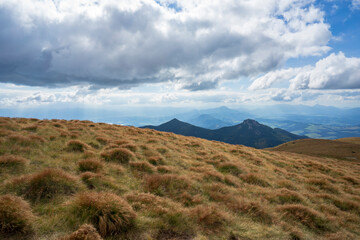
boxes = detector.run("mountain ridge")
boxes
[142,118,307,148]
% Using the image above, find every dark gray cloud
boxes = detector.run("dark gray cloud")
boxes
[0,0,331,89]
[182,80,218,91]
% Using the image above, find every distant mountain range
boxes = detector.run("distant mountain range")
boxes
[142,118,307,148]
[2,105,360,139]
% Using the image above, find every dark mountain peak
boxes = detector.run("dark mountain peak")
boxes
[142,118,307,149]
[241,119,261,128]
[168,118,181,123]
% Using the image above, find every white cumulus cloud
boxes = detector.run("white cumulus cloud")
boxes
[0,0,330,90]
[250,52,360,90]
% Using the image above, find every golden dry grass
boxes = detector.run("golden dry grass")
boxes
[69,192,136,237]
[0,117,359,239]
[271,138,360,161]
[0,194,34,236]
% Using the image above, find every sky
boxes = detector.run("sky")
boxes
[0,0,360,112]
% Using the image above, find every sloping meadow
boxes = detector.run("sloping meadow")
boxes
[0,117,359,239]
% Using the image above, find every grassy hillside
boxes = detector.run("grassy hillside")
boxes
[336,137,360,145]
[271,138,360,161]
[0,117,359,240]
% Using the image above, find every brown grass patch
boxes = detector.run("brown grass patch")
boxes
[228,199,273,224]
[306,178,339,193]
[342,176,359,185]
[0,194,34,236]
[100,148,135,164]
[78,159,103,173]
[95,137,109,145]
[332,199,360,214]
[0,155,29,169]
[7,134,43,146]
[278,204,333,232]
[59,224,103,240]
[216,162,243,176]
[147,156,165,166]
[269,189,304,204]
[66,140,90,152]
[69,192,136,237]
[6,168,81,202]
[277,179,297,190]
[122,144,138,152]
[157,166,175,173]
[189,204,230,232]
[130,161,156,173]
[144,174,191,199]
[22,125,38,132]
[240,173,271,187]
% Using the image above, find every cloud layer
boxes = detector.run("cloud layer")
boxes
[0,0,331,90]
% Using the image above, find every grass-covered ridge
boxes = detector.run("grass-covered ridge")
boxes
[0,117,359,239]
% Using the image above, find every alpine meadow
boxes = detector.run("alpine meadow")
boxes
[1,1,360,240]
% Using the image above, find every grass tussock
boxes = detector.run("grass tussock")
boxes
[190,204,230,232]
[95,137,109,145]
[69,192,136,237]
[270,189,304,204]
[306,178,339,193]
[122,144,138,152]
[332,199,360,214]
[144,174,191,198]
[240,173,271,187]
[0,194,34,236]
[78,159,103,173]
[66,140,90,152]
[147,156,165,166]
[216,162,243,176]
[0,155,29,169]
[278,204,332,232]
[6,168,81,202]
[59,224,103,240]
[228,199,274,224]
[130,161,156,173]
[22,125,38,132]
[7,134,44,146]
[100,148,135,164]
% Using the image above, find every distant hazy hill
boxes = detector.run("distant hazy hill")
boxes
[187,114,232,129]
[271,138,360,161]
[142,118,307,148]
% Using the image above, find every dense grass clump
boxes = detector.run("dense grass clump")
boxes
[60,224,103,240]
[78,159,103,173]
[147,156,164,166]
[0,155,29,170]
[190,204,230,232]
[144,174,191,198]
[130,161,156,173]
[0,194,34,236]
[66,140,90,152]
[270,189,304,204]
[306,178,339,193]
[228,199,273,224]
[100,148,134,164]
[216,162,243,176]
[240,173,271,187]
[278,204,332,232]
[70,192,136,237]
[6,168,81,202]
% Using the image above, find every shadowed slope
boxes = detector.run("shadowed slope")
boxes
[271,138,360,161]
